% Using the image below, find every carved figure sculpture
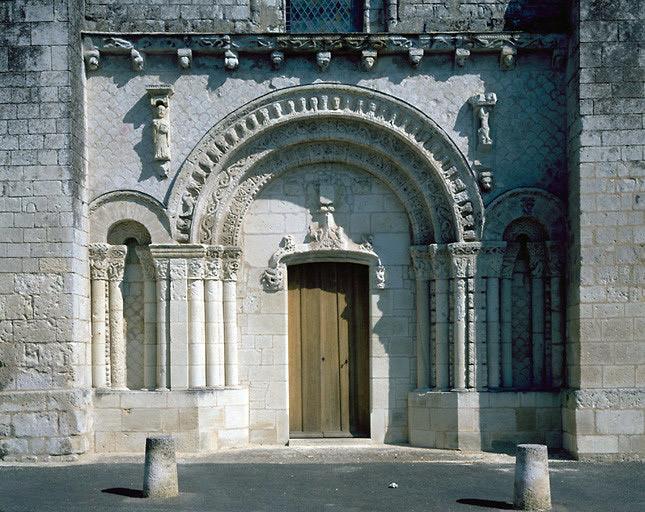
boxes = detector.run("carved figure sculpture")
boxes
[146,86,174,179]
[271,51,285,70]
[224,49,239,70]
[153,104,171,162]
[361,50,377,71]
[478,108,492,146]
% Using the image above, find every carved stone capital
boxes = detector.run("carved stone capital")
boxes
[410,245,432,280]
[135,247,156,280]
[428,244,451,278]
[448,242,481,278]
[480,242,507,277]
[187,258,205,280]
[546,241,564,277]
[222,246,242,281]
[106,245,127,282]
[527,242,547,277]
[204,245,223,280]
[89,243,110,280]
[153,258,170,280]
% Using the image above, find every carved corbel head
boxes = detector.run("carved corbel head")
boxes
[224,49,239,70]
[361,50,378,71]
[177,48,192,69]
[131,49,144,71]
[455,48,470,67]
[500,45,516,70]
[84,48,100,71]
[316,51,331,71]
[478,168,493,192]
[271,50,285,70]
[408,48,424,68]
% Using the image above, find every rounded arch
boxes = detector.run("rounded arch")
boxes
[168,84,483,245]
[89,190,173,244]
[483,188,566,242]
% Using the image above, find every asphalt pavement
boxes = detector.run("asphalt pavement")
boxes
[0,446,642,511]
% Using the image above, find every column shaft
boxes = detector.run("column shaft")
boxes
[223,280,239,386]
[486,277,501,388]
[205,279,225,386]
[109,278,126,389]
[91,278,107,388]
[434,277,449,389]
[143,279,157,389]
[415,276,430,389]
[188,278,206,387]
[531,276,545,387]
[155,277,168,389]
[453,276,467,390]
[501,277,513,388]
[550,275,563,388]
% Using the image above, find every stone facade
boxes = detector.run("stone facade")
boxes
[0,0,642,461]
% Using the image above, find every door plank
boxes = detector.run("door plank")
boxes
[288,265,302,433]
[320,263,341,434]
[336,264,351,433]
[301,265,321,432]
[353,265,370,436]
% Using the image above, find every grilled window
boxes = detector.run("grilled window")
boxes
[286,0,363,33]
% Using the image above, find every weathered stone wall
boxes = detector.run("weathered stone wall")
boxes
[396,0,568,33]
[81,0,567,34]
[563,0,644,459]
[0,0,92,461]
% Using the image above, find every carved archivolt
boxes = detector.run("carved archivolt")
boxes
[483,188,566,242]
[206,142,434,246]
[168,84,483,245]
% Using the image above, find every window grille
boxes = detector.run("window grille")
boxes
[286,0,363,33]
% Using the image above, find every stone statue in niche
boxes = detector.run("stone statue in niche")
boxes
[477,107,492,147]
[146,86,174,179]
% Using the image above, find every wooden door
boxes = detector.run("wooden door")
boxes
[288,262,370,437]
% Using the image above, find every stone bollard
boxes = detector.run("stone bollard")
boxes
[514,444,551,511]
[143,435,179,498]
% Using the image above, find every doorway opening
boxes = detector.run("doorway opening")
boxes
[288,262,370,438]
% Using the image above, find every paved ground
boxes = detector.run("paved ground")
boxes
[0,446,643,511]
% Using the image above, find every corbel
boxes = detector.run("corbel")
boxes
[83,48,100,71]
[131,48,144,71]
[177,48,192,69]
[408,48,424,68]
[316,51,331,71]
[224,49,239,70]
[271,50,285,70]
[455,47,470,67]
[361,50,378,71]
[500,45,516,70]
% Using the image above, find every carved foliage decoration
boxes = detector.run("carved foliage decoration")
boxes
[169,85,483,247]
[261,233,384,293]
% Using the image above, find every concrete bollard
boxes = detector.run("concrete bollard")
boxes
[514,444,551,511]
[143,435,179,498]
